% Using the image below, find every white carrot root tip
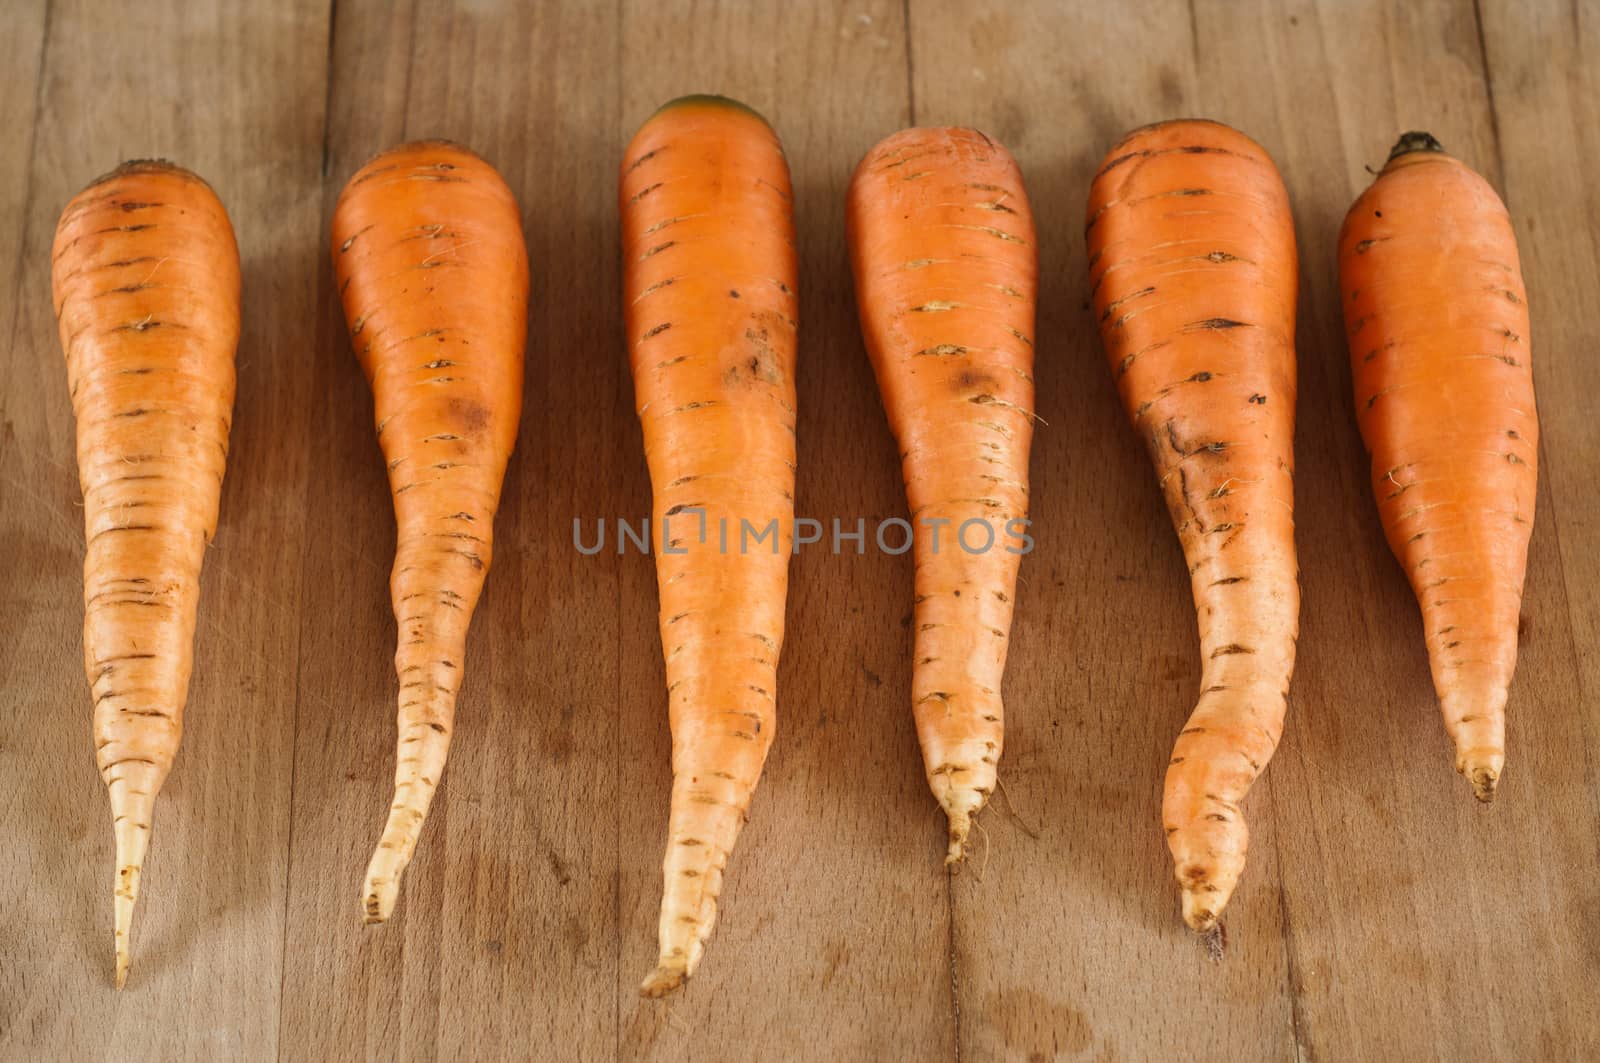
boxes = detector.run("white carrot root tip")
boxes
[640,963,688,998]
[1455,745,1503,803]
[361,852,403,924]
[114,895,132,990]
[113,869,137,989]
[1181,890,1219,933]
[944,810,972,866]
[111,817,150,990]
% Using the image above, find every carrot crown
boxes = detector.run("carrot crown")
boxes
[1387,130,1446,161]
[653,93,771,126]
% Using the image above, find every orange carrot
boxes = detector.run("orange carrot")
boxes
[51,160,240,988]
[846,127,1037,862]
[1086,120,1299,931]
[331,141,528,922]
[1339,132,1537,800]
[620,95,798,996]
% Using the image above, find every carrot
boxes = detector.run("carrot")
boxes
[331,141,528,923]
[620,95,798,997]
[51,160,240,988]
[1339,133,1537,800]
[1086,120,1300,931]
[846,127,1037,862]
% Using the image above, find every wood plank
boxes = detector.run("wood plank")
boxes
[1,1,1596,1057]
[0,0,66,1050]
[907,3,1298,1060]
[1474,2,1600,1048]
[1478,0,1600,793]
[1186,0,1599,1055]
[274,2,627,1060]
[0,0,48,357]
[612,2,959,1059]
[0,0,329,1057]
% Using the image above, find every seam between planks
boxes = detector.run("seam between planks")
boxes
[277,3,341,1060]
[945,869,962,1063]
[1266,777,1309,1063]
[1472,0,1600,869]
[613,0,626,1048]
[0,0,52,392]
[318,0,341,181]
[1470,0,1509,189]
[901,0,917,126]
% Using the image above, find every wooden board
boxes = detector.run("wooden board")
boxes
[1,1,1595,1059]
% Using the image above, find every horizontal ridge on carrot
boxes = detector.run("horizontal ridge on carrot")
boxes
[1339,132,1537,801]
[1086,119,1300,931]
[51,159,241,987]
[331,140,528,923]
[846,126,1037,863]
[620,95,798,997]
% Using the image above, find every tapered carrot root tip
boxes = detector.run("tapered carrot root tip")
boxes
[939,783,991,866]
[113,867,139,990]
[360,728,449,924]
[640,963,689,998]
[362,878,399,925]
[361,840,410,924]
[361,808,424,924]
[1170,824,1245,931]
[945,810,973,866]
[110,799,153,989]
[1180,880,1233,933]
[1458,751,1503,803]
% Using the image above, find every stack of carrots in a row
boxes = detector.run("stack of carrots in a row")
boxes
[52,96,1538,991]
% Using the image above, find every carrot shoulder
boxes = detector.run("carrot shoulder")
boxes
[1339,133,1537,800]
[1086,120,1299,931]
[621,95,798,997]
[52,159,241,987]
[847,126,1037,862]
[331,141,528,923]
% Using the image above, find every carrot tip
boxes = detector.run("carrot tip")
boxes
[361,879,398,925]
[1467,765,1499,803]
[640,964,688,998]
[1184,896,1216,928]
[944,812,972,866]
[1180,889,1221,933]
[111,841,146,990]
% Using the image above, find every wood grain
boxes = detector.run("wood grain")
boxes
[1,1,1596,1059]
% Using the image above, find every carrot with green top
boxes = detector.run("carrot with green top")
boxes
[621,95,798,997]
[52,159,240,987]
[1340,132,1537,800]
[331,140,528,923]
[847,126,1037,863]
[1086,120,1300,931]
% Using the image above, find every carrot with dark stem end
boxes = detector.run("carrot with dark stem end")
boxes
[847,126,1038,864]
[621,95,798,997]
[331,141,528,923]
[52,159,241,988]
[1086,119,1300,932]
[1340,132,1537,800]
